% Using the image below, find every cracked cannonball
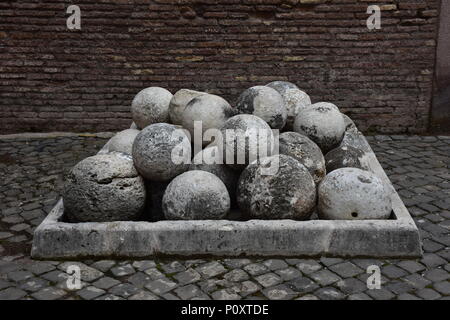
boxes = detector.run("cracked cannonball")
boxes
[107,129,140,155]
[162,170,230,220]
[132,123,191,181]
[266,82,311,131]
[182,94,234,146]
[278,132,326,184]
[169,89,206,125]
[236,86,287,129]
[293,102,345,153]
[190,145,239,203]
[318,168,391,220]
[237,154,316,220]
[131,87,173,129]
[324,145,367,173]
[63,153,146,222]
[219,114,275,171]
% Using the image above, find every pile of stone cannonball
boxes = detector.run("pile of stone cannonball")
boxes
[63,81,392,223]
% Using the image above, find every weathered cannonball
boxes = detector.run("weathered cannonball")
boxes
[278,132,326,184]
[190,145,239,202]
[131,87,173,129]
[235,86,287,129]
[63,153,146,222]
[182,94,234,146]
[219,114,275,171]
[162,170,230,220]
[293,102,345,153]
[132,123,191,181]
[339,130,371,153]
[342,114,357,132]
[318,168,391,220]
[266,82,311,131]
[324,145,366,173]
[237,154,316,220]
[266,80,299,95]
[169,89,206,125]
[108,129,140,155]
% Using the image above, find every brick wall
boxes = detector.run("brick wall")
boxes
[0,0,440,134]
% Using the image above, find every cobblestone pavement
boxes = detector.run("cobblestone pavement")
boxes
[0,133,449,300]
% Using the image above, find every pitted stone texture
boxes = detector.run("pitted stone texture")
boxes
[63,153,146,222]
[278,132,326,184]
[236,86,287,129]
[162,170,230,220]
[182,94,234,146]
[132,123,191,181]
[324,145,367,173]
[169,89,206,125]
[237,154,316,220]
[107,129,140,155]
[318,168,391,220]
[294,102,345,153]
[340,130,372,153]
[342,114,357,132]
[219,114,275,171]
[131,87,173,129]
[265,81,299,95]
[189,145,239,203]
[266,81,311,131]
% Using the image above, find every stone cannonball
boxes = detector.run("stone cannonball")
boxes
[169,89,206,125]
[162,170,230,220]
[132,123,191,181]
[131,87,173,129]
[266,82,311,131]
[237,154,316,220]
[107,129,140,155]
[293,102,345,153]
[324,145,367,173]
[190,145,239,202]
[318,168,391,220]
[278,132,326,184]
[219,114,275,171]
[182,94,234,146]
[266,80,299,95]
[63,153,146,222]
[235,86,287,129]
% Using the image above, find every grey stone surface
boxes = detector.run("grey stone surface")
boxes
[132,123,190,181]
[63,153,146,222]
[318,168,392,220]
[236,86,287,129]
[168,89,206,125]
[182,93,234,145]
[107,129,140,155]
[294,102,345,153]
[325,145,367,173]
[219,114,275,171]
[131,87,172,129]
[237,154,316,220]
[266,81,311,131]
[0,133,448,300]
[278,132,326,184]
[189,145,239,203]
[162,170,230,220]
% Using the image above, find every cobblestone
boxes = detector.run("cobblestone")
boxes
[0,134,449,299]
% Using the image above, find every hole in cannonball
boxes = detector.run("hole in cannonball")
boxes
[351,212,358,218]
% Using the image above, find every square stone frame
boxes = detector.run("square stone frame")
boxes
[31,129,422,259]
